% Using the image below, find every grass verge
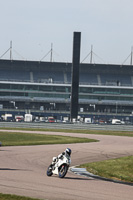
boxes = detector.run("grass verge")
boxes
[80,156,133,183]
[0,132,97,146]
[0,127,133,137]
[0,193,41,200]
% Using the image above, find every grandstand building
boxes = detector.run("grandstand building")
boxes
[0,59,133,123]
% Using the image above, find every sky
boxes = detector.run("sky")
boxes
[0,0,133,64]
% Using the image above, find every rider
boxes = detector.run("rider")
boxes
[52,148,72,165]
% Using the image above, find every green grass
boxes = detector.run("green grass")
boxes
[0,132,97,146]
[0,193,41,200]
[80,156,133,183]
[0,127,133,137]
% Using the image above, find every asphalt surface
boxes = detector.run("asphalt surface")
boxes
[0,130,133,200]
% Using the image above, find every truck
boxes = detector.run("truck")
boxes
[84,118,91,124]
[2,114,13,122]
[62,117,69,123]
[24,114,33,122]
[48,117,55,123]
[15,115,24,122]
[112,119,121,125]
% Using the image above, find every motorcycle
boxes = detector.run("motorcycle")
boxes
[47,155,71,178]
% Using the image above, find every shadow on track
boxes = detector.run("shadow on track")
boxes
[52,176,94,181]
[0,168,32,171]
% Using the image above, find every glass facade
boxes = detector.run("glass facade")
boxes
[0,82,133,103]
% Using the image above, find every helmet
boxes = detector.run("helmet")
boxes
[65,148,71,156]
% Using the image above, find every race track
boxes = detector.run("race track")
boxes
[0,130,133,200]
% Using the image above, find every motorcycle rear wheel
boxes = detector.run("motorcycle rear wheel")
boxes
[58,164,68,178]
[47,164,53,176]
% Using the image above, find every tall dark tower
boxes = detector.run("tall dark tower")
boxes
[70,32,81,121]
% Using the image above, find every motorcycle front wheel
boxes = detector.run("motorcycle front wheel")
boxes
[47,164,53,176]
[58,164,68,178]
